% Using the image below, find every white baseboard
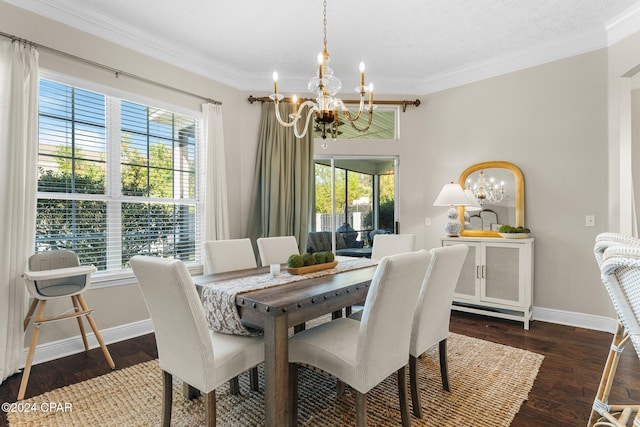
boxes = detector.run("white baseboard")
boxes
[532,306,617,333]
[26,318,154,367]
[24,307,617,367]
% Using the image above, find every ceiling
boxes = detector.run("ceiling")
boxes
[6,0,640,95]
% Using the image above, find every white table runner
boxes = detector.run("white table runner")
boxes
[201,257,378,336]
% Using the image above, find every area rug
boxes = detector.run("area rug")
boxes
[8,333,543,426]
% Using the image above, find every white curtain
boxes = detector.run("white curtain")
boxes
[202,103,230,252]
[0,40,39,384]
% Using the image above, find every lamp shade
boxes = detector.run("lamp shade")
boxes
[464,189,482,212]
[433,182,470,207]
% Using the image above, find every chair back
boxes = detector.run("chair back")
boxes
[256,236,299,266]
[27,251,86,297]
[601,245,640,358]
[594,232,640,269]
[355,250,432,391]
[204,238,257,274]
[130,256,215,389]
[371,234,416,260]
[410,245,468,357]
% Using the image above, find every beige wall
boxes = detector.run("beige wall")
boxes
[418,51,612,317]
[0,1,627,348]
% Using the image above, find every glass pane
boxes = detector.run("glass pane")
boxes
[35,198,107,270]
[313,108,396,140]
[121,202,196,267]
[313,157,396,256]
[38,80,106,195]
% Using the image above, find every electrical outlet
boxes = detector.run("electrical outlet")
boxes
[585,215,596,227]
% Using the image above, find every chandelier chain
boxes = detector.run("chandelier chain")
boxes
[323,0,328,48]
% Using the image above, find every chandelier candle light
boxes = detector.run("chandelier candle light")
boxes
[270,0,374,140]
[466,170,505,205]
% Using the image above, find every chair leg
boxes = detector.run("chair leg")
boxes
[205,389,216,427]
[439,338,450,392]
[250,367,259,391]
[18,300,47,400]
[183,382,200,399]
[162,370,173,427]
[229,377,240,395]
[397,366,411,427]
[75,294,115,369]
[355,390,367,427]
[289,363,299,427]
[337,379,346,395]
[72,296,90,351]
[23,299,38,331]
[409,355,422,418]
[588,321,626,426]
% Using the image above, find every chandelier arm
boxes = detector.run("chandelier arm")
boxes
[274,102,298,128]
[346,109,374,133]
[273,100,317,128]
[341,95,368,123]
[293,104,318,139]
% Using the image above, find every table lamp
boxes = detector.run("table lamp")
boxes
[433,182,470,236]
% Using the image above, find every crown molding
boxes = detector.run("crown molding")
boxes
[3,0,248,90]
[7,0,640,96]
[606,2,640,45]
[418,28,607,95]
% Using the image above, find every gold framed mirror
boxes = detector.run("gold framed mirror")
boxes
[458,161,524,237]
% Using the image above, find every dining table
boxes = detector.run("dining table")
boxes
[193,258,377,427]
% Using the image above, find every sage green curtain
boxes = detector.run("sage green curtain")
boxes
[248,102,314,255]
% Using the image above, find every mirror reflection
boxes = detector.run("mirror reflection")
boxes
[458,161,524,238]
[463,168,517,231]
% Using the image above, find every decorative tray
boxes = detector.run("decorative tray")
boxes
[498,233,531,239]
[287,261,338,275]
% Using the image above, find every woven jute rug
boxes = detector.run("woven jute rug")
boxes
[8,333,543,426]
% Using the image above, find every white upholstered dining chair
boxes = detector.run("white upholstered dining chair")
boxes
[288,250,432,427]
[370,233,416,260]
[20,250,114,400]
[204,238,257,274]
[256,235,299,266]
[408,245,468,418]
[203,237,260,393]
[130,256,264,427]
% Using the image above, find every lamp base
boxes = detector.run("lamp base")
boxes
[444,206,462,237]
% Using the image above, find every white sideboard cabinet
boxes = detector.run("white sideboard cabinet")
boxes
[441,236,534,329]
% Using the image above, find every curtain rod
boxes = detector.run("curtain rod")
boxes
[247,95,420,112]
[0,31,222,105]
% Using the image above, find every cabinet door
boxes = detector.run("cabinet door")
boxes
[481,244,523,305]
[445,241,480,301]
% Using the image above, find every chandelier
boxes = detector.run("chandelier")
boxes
[269,0,374,140]
[466,170,505,205]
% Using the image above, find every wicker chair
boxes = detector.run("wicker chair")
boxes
[589,239,640,426]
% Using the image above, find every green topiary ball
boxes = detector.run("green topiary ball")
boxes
[324,251,335,263]
[287,254,304,268]
[301,252,316,266]
[313,252,326,264]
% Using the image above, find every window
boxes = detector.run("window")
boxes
[312,107,398,140]
[36,79,201,275]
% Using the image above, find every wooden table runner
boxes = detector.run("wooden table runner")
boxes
[200,258,377,336]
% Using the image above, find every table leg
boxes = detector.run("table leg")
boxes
[264,313,289,427]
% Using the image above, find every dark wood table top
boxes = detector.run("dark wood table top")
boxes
[194,265,376,328]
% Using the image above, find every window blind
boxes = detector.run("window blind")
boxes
[36,79,202,274]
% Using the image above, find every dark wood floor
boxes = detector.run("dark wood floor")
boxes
[1,311,639,426]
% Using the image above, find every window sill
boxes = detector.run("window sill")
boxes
[90,264,204,290]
